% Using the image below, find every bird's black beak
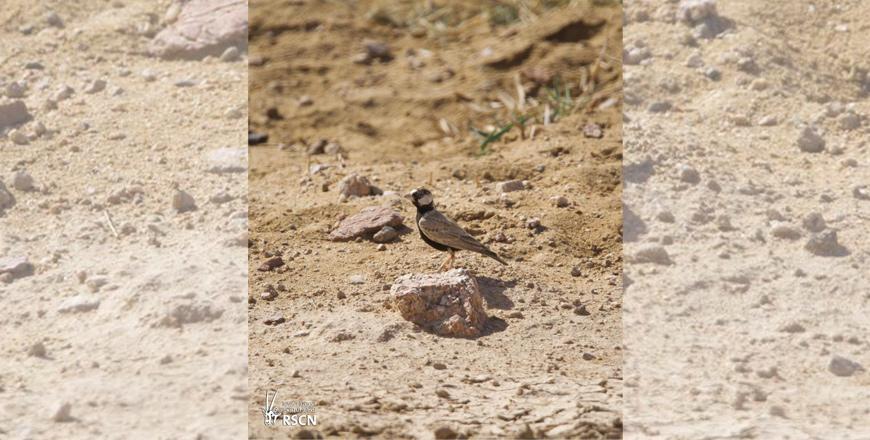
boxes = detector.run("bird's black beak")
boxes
[404,191,415,203]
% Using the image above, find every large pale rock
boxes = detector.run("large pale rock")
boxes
[328,206,403,241]
[0,99,31,129]
[149,0,247,60]
[390,269,488,338]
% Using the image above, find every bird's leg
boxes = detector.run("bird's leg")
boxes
[447,249,455,270]
[438,252,451,272]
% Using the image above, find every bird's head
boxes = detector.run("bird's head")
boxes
[405,187,434,208]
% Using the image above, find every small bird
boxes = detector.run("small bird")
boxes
[406,187,507,271]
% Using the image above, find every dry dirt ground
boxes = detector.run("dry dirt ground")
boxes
[0,1,247,438]
[248,0,623,438]
[623,0,870,438]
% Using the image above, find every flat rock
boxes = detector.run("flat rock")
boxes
[328,206,403,241]
[631,244,672,265]
[0,99,31,128]
[0,255,33,280]
[390,269,488,338]
[149,0,247,60]
[207,147,246,173]
[829,355,864,377]
[496,180,526,193]
[58,295,101,314]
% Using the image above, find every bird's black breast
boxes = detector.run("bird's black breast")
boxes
[416,209,453,252]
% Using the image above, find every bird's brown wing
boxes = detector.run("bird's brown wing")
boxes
[418,210,493,255]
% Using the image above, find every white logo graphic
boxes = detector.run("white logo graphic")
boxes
[262,391,318,427]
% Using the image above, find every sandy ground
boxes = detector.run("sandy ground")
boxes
[248,0,623,438]
[0,2,247,439]
[623,0,870,438]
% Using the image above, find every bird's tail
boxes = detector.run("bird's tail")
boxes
[484,249,508,265]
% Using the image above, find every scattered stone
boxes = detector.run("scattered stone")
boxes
[264,314,286,326]
[656,209,675,223]
[307,139,327,154]
[0,255,33,280]
[391,269,488,338]
[550,196,569,207]
[84,79,106,94]
[829,355,864,377]
[839,113,860,131]
[141,69,158,82]
[853,185,870,201]
[433,426,459,439]
[496,180,525,193]
[207,148,246,173]
[632,244,672,265]
[0,182,16,213]
[57,295,101,313]
[219,46,241,62]
[248,131,268,145]
[770,223,801,240]
[648,101,672,113]
[258,257,284,271]
[349,274,366,285]
[677,164,700,184]
[704,67,721,80]
[778,322,805,333]
[758,115,778,126]
[28,342,47,358]
[354,40,393,64]
[571,266,582,277]
[52,85,74,102]
[582,122,603,138]
[324,142,342,155]
[338,173,378,198]
[45,11,64,28]
[624,47,651,65]
[796,127,825,153]
[582,352,595,360]
[52,402,73,423]
[802,213,826,232]
[328,206,403,241]
[5,81,26,98]
[8,129,29,145]
[0,99,31,128]
[210,191,234,204]
[9,170,34,191]
[676,0,717,24]
[149,0,247,60]
[373,226,398,243]
[805,230,846,256]
[526,217,541,230]
[172,189,197,213]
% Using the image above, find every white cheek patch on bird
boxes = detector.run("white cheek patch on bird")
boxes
[418,194,433,206]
